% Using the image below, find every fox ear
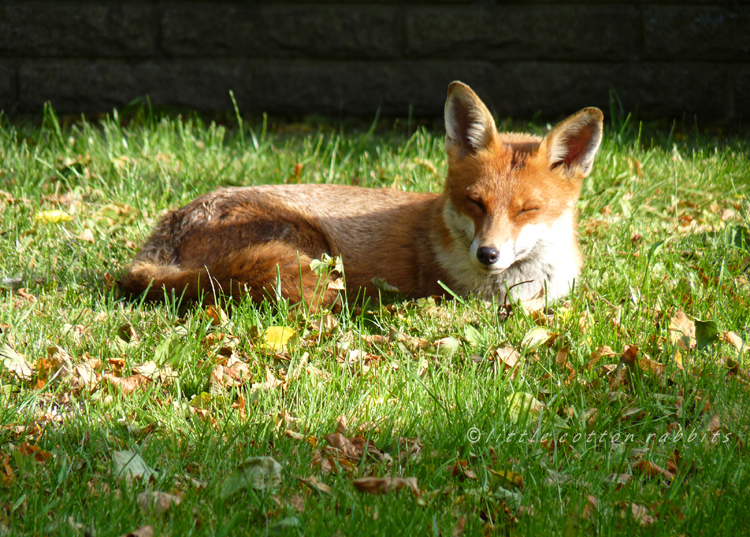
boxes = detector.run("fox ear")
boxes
[539,108,604,178]
[444,82,497,156]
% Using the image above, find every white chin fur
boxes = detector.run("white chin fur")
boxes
[439,210,579,303]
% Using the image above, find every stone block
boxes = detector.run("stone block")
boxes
[18,60,252,113]
[495,62,731,121]
[0,62,17,114]
[0,2,158,57]
[734,67,750,121]
[162,5,401,59]
[245,60,499,117]
[406,5,641,61]
[645,6,750,61]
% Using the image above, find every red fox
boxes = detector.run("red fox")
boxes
[120,82,603,310]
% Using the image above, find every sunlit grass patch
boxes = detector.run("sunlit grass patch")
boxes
[0,106,748,535]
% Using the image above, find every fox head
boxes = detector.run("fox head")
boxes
[441,81,603,278]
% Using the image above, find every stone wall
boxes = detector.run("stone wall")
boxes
[1,1,748,122]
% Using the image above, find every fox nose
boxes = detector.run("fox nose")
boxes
[476,246,499,266]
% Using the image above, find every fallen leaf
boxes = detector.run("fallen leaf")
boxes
[604,473,632,488]
[555,345,570,367]
[0,342,34,381]
[695,320,720,350]
[582,495,599,519]
[77,228,95,242]
[724,331,745,354]
[520,326,554,352]
[506,392,544,424]
[113,450,158,482]
[133,360,176,382]
[489,468,524,489]
[104,373,150,394]
[18,442,52,464]
[219,456,282,498]
[35,210,71,223]
[449,460,478,481]
[262,326,298,352]
[251,368,283,392]
[433,336,461,358]
[316,313,339,335]
[635,459,674,481]
[137,491,182,516]
[206,305,229,327]
[587,345,618,369]
[353,476,419,497]
[638,354,667,382]
[496,345,521,371]
[669,311,696,351]
[452,515,467,537]
[298,475,333,495]
[629,503,655,526]
[520,288,546,315]
[119,526,154,537]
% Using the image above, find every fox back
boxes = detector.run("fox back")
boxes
[120,82,603,309]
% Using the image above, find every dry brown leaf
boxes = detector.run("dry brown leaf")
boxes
[723,331,745,354]
[555,345,570,367]
[629,503,655,526]
[104,373,150,394]
[604,473,632,489]
[0,453,13,485]
[205,305,229,327]
[638,354,667,382]
[452,515,467,536]
[120,526,154,537]
[635,460,675,481]
[669,310,696,351]
[496,345,521,371]
[587,345,618,369]
[449,460,477,481]
[335,415,348,434]
[520,287,546,315]
[285,430,318,448]
[77,228,95,242]
[316,314,339,335]
[137,491,182,516]
[582,495,599,519]
[298,475,333,495]
[0,342,34,381]
[17,288,36,302]
[361,334,388,346]
[18,442,52,464]
[251,368,283,392]
[353,476,419,497]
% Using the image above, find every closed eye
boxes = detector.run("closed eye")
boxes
[518,207,539,216]
[467,196,486,213]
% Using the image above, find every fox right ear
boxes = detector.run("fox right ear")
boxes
[539,107,604,179]
[444,82,497,157]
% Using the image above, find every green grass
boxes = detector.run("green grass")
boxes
[0,104,749,536]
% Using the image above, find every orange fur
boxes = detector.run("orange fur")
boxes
[121,82,603,309]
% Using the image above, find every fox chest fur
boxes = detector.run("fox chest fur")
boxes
[121,82,603,309]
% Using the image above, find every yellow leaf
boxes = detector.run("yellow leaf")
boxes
[262,326,298,351]
[488,468,524,490]
[520,326,553,352]
[35,210,71,223]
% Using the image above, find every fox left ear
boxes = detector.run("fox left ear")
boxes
[444,81,497,157]
[539,108,604,178]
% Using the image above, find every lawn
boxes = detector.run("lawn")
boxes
[0,103,748,536]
